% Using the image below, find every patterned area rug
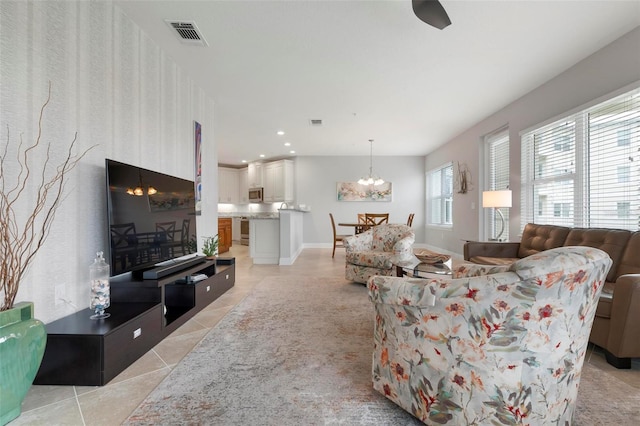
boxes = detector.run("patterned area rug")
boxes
[125,276,638,425]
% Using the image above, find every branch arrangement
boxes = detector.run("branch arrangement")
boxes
[0,83,95,311]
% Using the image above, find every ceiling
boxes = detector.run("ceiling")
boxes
[114,0,640,166]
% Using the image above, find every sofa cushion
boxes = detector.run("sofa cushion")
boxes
[616,232,640,277]
[564,228,631,282]
[345,250,394,269]
[518,223,571,258]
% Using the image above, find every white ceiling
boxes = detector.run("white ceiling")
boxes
[114,0,640,166]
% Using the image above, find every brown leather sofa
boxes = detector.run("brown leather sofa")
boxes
[464,223,640,368]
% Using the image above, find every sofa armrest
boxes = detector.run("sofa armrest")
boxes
[344,231,372,252]
[606,274,640,357]
[464,241,521,260]
[392,235,415,261]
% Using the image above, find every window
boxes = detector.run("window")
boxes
[522,87,640,231]
[617,165,630,183]
[427,163,453,226]
[484,127,510,239]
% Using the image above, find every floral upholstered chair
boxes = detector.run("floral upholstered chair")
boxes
[367,246,612,425]
[344,224,414,284]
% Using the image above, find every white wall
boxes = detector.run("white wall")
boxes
[425,26,640,255]
[294,155,425,244]
[0,1,217,323]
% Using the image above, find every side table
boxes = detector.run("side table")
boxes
[395,257,452,279]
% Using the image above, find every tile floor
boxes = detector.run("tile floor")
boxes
[11,245,640,425]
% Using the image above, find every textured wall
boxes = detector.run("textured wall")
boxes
[0,1,217,323]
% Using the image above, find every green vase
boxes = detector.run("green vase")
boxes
[0,302,47,425]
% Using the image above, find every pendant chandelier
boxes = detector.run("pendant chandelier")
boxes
[357,139,385,186]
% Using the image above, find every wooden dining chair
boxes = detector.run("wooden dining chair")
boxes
[406,213,415,227]
[365,213,389,226]
[330,213,350,258]
[356,213,367,234]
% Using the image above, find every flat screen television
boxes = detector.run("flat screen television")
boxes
[105,159,199,276]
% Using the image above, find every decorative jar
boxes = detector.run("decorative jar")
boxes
[89,251,110,319]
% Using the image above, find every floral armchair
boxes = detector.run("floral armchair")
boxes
[367,246,612,425]
[343,224,414,284]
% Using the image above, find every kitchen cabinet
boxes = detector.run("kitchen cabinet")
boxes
[218,218,232,254]
[238,168,249,203]
[263,160,294,203]
[218,167,239,204]
[247,162,263,188]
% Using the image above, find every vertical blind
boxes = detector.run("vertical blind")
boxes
[427,162,453,226]
[521,87,640,231]
[486,128,510,239]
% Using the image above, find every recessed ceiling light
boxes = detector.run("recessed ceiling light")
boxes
[241,160,247,163]
[259,154,265,158]
[277,130,285,136]
[284,142,291,146]
[289,150,295,154]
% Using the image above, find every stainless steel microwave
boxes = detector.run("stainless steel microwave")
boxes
[248,187,263,203]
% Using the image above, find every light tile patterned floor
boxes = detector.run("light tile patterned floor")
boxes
[13,245,640,425]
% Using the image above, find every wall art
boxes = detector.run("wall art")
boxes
[337,182,392,202]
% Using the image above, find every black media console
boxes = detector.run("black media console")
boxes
[34,257,235,386]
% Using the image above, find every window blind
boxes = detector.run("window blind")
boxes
[486,128,510,239]
[521,87,640,231]
[427,162,453,226]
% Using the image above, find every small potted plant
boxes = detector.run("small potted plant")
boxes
[202,235,219,259]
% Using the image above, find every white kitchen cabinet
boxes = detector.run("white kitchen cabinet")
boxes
[263,160,294,203]
[247,162,263,188]
[238,167,249,204]
[218,167,240,204]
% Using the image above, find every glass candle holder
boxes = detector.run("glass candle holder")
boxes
[90,251,111,319]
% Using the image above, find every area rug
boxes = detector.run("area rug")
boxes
[125,276,639,425]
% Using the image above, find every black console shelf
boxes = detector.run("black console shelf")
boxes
[35,258,235,386]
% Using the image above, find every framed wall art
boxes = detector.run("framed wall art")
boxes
[337,182,392,202]
[194,121,202,215]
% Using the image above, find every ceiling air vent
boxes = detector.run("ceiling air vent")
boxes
[165,20,209,47]
[309,119,323,127]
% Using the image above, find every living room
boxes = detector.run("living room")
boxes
[1,1,639,424]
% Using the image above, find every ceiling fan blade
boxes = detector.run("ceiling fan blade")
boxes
[412,0,452,30]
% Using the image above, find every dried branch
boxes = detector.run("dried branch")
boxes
[0,82,96,311]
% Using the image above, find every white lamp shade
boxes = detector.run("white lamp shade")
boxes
[482,190,512,208]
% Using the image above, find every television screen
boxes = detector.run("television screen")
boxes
[106,159,198,276]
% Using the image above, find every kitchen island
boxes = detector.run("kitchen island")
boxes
[249,209,308,265]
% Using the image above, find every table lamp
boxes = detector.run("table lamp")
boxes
[482,190,512,241]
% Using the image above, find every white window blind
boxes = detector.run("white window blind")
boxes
[521,87,640,231]
[485,128,510,239]
[427,162,453,226]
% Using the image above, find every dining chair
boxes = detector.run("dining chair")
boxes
[329,213,350,258]
[406,213,415,227]
[356,213,367,234]
[365,213,389,226]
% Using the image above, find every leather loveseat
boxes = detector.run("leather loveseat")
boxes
[463,223,640,368]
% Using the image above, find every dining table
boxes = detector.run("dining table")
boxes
[337,222,372,234]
